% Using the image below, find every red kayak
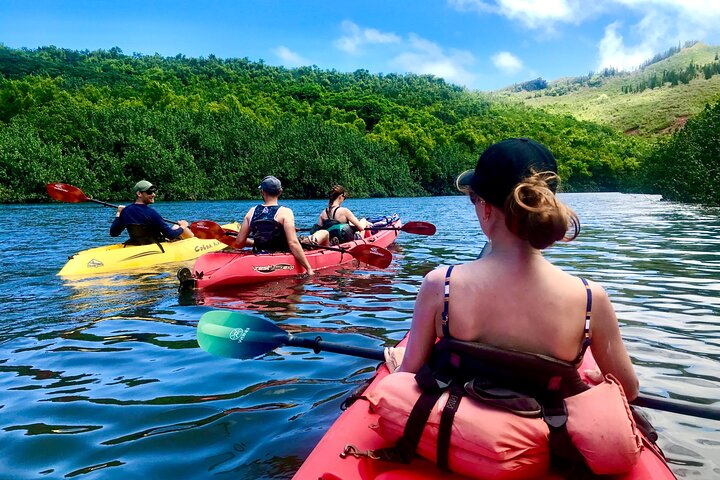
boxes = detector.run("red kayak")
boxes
[186,215,401,291]
[292,338,675,480]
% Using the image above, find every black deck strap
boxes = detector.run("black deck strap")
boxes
[437,383,464,471]
[373,388,444,463]
[543,397,587,468]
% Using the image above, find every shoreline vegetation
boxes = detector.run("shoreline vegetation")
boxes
[0,44,717,205]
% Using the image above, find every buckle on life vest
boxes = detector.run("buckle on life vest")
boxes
[340,444,380,460]
[542,403,568,428]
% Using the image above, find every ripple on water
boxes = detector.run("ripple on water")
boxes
[0,194,718,478]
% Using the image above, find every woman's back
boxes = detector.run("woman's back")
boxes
[440,253,588,363]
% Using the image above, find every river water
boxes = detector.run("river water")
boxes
[0,193,718,479]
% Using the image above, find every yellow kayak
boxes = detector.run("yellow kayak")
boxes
[58,223,239,276]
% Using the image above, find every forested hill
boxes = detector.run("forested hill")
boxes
[0,45,648,203]
[499,42,720,136]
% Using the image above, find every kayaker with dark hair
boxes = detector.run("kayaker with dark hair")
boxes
[232,175,325,276]
[372,138,642,477]
[311,185,368,245]
[399,138,638,395]
[110,180,193,245]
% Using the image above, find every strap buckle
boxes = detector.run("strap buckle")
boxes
[340,444,380,460]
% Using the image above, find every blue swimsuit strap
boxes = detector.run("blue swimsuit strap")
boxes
[441,265,455,338]
[573,277,593,364]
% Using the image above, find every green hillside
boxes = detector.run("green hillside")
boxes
[496,42,720,136]
[0,44,649,203]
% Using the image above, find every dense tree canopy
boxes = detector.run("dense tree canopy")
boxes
[0,45,653,203]
[642,100,720,205]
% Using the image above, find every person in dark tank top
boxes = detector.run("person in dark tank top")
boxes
[311,185,368,245]
[232,176,321,275]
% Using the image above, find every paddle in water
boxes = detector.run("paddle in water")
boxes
[46,183,178,225]
[196,310,720,421]
[190,220,393,269]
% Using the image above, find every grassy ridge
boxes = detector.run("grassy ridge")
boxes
[498,43,720,136]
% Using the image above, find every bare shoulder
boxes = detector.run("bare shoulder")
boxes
[422,265,451,289]
[277,205,295,219]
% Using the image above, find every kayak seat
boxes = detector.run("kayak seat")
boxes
[125,224,166,252]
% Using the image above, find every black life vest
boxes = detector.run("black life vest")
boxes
[322,206,355,243]
[250,205,288,252]
[125,224,166,247]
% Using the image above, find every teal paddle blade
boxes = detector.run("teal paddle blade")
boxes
[197,310,289,359]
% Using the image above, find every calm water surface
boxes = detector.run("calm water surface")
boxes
[1,193,719,479]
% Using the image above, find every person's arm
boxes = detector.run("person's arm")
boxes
[148,209,185,240]
[588,282,639,400]
[341,208,367,234]
[174,220,194,239]
[398,267,446,373]
[233,210,253,249]
[109,206,126,237]
[281,208,315,275]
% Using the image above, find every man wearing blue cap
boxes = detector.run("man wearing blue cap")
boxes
[110,180,193,245]
[232,176,319,275]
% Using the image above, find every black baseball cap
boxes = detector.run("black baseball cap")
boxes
[258,176,282,194]
[456,138,558,208]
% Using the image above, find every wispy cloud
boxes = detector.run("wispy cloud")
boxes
[491,51,523,74]
[448,0,595,30]
[392,34,477,86]
[596,22,654,71]
[334,20,401,54]
[272,46,309,67]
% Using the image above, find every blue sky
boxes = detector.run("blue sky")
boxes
[2,0,719,91]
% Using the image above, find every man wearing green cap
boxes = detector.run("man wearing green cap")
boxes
[110,180,193,245]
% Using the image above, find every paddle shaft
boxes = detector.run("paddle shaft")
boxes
[215,226,373,255]
[286,337,720,421]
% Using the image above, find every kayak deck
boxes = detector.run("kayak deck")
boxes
[292,339,675,480]
[58,223,239,276]
[189,216,400,290]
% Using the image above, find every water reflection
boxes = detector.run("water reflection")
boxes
[0,195,718,478]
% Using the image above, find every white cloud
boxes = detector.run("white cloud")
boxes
[392,34,477,86]
[272,46,309,67]
[448,0,596,29]
[596,22,655,71]
[491,51,523,74]
[334,20,401,54]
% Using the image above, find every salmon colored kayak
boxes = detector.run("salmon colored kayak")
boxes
[184,215,401,291]
[292,337,675,480]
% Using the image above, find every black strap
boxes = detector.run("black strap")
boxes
[373,388,444,463]
[441,265,454,338]
[437,385,463,471]
[572,278,593,364]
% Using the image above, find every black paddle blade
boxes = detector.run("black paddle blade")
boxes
[46,183,89,203]
[197,310,289,359]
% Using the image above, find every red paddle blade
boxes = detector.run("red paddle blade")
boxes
[402,221,436,236]
[190,220,236,247]
[190,220,226,240]
[348,244,392,269]
[46,183,89,203]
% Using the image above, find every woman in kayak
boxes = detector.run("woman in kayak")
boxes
[398,138,639,399]
[311,185,368,245]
